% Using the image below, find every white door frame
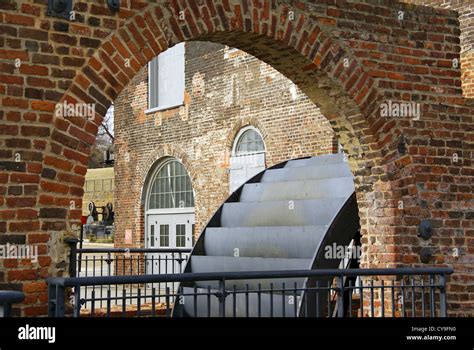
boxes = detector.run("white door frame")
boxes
[143,159,195,276]
[230,126,266,192]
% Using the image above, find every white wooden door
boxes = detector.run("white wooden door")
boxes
[229,152,265,193]
[146,213,194,276]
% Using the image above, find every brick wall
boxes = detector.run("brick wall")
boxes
[113,41,336,247]
[403,0,474,97]
[0,0,471,316]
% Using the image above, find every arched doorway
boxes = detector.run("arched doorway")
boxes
[144,159,195,275]
[229,126,266,192]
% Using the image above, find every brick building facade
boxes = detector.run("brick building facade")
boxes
[114,41,336,247]
[0,0,472,316]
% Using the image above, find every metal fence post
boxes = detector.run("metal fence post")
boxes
[65,238,79,278]
[47,282,65,317]
[439,274,447,317]
[337,274,345,317]
[47,283,56,317]
[218,279,226,317]
[0,291,24,317]
[73,286,81,318]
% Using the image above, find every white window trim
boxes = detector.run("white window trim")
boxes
[144,158,195,213]
[144,158,195,251]
[145,103,185,114]
[232,126,266,157]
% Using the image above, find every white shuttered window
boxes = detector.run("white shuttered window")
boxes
[148,43,185,112]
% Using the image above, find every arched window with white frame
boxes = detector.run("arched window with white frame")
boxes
[145,159,195,275]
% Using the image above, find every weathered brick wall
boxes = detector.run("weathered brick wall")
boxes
[403,0,474,97]
[114,41,336,247]
[0,1,471,316]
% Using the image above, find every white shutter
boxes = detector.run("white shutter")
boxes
[149,57,159,109]
[148,43,185,111]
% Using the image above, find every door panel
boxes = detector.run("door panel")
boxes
[146,213,194,276]
[229,152,265,192]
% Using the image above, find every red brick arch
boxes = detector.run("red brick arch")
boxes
[54,0,392,246]
[1,0,472,316]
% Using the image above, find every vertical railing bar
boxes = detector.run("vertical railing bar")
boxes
[370,280,374,317]
[84,256,88,311]
[391,280,395,318]
[429,275,435,318]
[138,255,143,303]
[122,288,126,318]
[401,279,406,318]
[337,275,344,318]
[293,282,297,318]
[245,284,249,317]
[411,277,415,317]
[158,255,161,304]
[303,286,308,318]
[137,288,141,317]
[439,274,447,317]
[100,254,103,277]
[91,290,95,317]
[171,254,175,297]
[165,255,168,299]
[165,286,170,318]
[421,278,425,317]
[129,255,132,302]
[179,285,184,318]
[233,285,237,318]
[381,280,385,318]
[282,282,286,318]
[359,279,364,318]
[107,253,112,306]
[327,280,331,317]
[114,255,118,305]
[207,285,211,318]
[106,289,111,318]
[74,286,81,318]
[150,254,154,305]
[218,279,226,318]
[258,283,262,318]
[270,283,274,318]
[348,280,353,318]
[193,285,198,317]
[152,287,156,317]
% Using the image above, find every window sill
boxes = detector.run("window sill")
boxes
[145,102,184,114]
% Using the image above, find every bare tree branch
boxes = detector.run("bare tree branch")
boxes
[100,122,115,142]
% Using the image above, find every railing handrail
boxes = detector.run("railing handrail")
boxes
[0,291,25,317]
[0,291,25,304]
[76,247,193,254]
[48,267,453,288]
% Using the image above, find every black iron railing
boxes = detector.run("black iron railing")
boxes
[0,291,24,317]
[48,267,452,318]
[73,247,192,277]
[66,245,192,311]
